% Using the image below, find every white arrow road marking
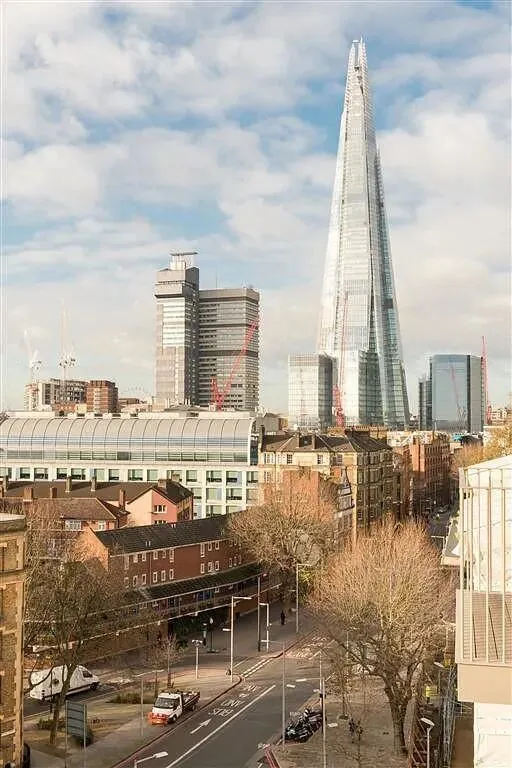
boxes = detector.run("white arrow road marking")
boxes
[286,684,296,688]
[190,719,211,734]
[164,685,276,768]
[328,722,339,728]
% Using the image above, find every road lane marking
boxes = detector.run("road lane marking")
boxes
[295,678,308,682]
[164,685,276,768]
[190,719,210,734]
[286,684,296,688]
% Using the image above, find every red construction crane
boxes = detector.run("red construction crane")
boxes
[333,292,349,427]
[482,336,492,425]
[210,317,259,410]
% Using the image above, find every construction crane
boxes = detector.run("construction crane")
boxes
[58,305,76,405]
[482,336,492,425]
[210,317,259,411]
[333,292,349,427]
[23,329,42,383]
[449,362,466,433]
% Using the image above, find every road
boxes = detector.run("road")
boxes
[24,604,305,719]
[114,633,326,768]
[428,507,454,550]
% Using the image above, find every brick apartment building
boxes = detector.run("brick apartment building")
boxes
[83,517,268,634]
[0,478,193,531]
[388,432,452,517]
[259,430,395,541]
[86,380,119,414]
[0,513,25,768]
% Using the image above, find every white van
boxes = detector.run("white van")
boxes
[29,665,99,701]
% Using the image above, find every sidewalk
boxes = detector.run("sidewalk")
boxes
[28,609,310,768]
[29,666,239,768]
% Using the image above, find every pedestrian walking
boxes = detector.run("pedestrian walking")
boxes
[280,610,286,626]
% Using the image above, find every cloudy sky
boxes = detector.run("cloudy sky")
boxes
[2,0,510,412]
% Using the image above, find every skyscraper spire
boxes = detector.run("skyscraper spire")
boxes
[318,39,409,428]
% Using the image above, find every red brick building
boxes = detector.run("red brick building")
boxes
[86,380,119,413]
[83,518,269,625]
[0,478,193,528]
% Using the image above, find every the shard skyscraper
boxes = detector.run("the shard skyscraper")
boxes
[318,39,409,428]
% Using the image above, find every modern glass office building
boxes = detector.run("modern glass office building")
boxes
[0,413,260,517]
[288,354,333,430]
[426,354,484,434]
[317,39,409,428]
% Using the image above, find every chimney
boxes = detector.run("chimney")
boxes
[23,486,34,503]
[91,477,97,493]
[157,478,167,491]
[118,488,126,510]
[49,486,57,499]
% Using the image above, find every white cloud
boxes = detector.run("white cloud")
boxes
[2,0,510,413]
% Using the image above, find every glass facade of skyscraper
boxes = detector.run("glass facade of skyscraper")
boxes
[317,40,409,428]
[429,354,484,434]
[288,354,333,430]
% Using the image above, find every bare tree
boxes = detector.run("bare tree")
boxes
[228,474,339,606]
[310,516,454,755]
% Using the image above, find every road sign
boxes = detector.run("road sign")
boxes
[66,700,87,741]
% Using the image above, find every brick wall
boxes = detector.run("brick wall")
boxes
[0,518,25,768]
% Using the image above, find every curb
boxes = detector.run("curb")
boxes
[110,675,243,768]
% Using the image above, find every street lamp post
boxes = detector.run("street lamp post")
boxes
[191,639,202,680]
[259,601,270,651]
[420,717,434,768]
[134,751,168,768]
[267,639,286,746]
[257,573,267,652]
[228,595,251,683]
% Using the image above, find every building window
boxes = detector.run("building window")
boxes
[133,553,138,564]
[169,548,174,562]
[141,573,146,585]
[286,454,293,465]
[153,551,158,560]
[97,521,106,531]
[153,505,166,513]
[215,541,220,550]
[108,469,120,481]
[169,569,174,580]
[147,469,158,482]
[229,558,233,567]
[317,454,324,465]
[186,470,198,482]
[132,576,138,587]
[19,467,31,479]
[200,563,205,574]
[215,561,219,571]
[161,570,166,582]
[207,561,213,573]
[124,556,129,571]
[200,543,205,557]
[34,467,48,479]
[64,520,82,531]
[161,549,167,559]
[208,542,212,551]
[124,577,129,589]
[264,471,272,483]
[141,552,146,562]
[152,572,158,583]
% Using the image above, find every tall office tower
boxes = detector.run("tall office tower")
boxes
[317,39,409,428]
[197,288,259,410]
[288,354,333,430]
[154,255,199,407]
[429,354,484,434]
[418,375,432,431]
